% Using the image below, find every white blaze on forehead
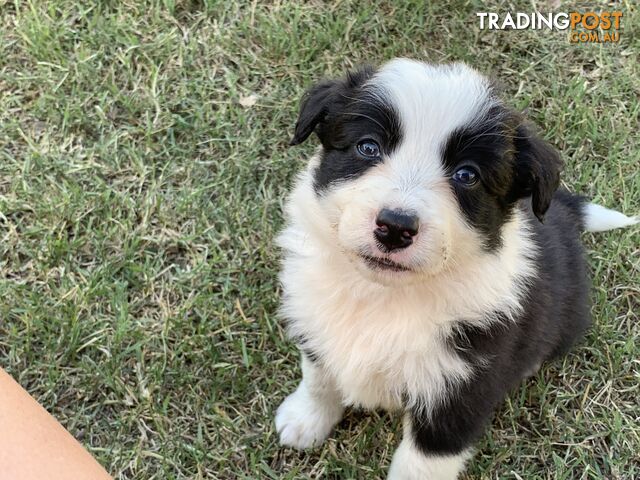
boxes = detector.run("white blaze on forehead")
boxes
[370,58,496,151]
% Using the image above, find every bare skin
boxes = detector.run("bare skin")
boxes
[0,368,112,480]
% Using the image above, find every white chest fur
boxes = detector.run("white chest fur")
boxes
[280,250,471,412]
[277,175,537,415]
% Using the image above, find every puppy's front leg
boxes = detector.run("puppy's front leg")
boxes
[275,353,344,449]
[388,414,473,480]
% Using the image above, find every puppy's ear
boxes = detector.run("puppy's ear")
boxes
[289,80,340,146]
[511,123,563,222]
[289,66,375,146]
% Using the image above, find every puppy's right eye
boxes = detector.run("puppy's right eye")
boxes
[356,139,381,159]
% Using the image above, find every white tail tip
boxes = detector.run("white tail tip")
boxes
[583,203,639,232]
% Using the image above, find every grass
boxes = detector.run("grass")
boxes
[0,0,638,478]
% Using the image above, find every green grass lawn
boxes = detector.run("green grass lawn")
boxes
[0,1,638,478]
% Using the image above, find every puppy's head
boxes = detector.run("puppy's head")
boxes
[290,59,561,284]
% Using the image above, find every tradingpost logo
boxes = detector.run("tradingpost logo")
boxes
[476,11,623,43]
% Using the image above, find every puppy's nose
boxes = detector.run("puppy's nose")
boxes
[374,209,419,252]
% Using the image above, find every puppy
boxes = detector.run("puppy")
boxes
[275,58,638,479]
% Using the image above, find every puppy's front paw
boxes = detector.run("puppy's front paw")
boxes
[275,387,343,449]
[388,439,470,480]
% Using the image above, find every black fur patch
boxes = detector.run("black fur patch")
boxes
[289,67,402,191]
[410,191,591,455]
[442,107,562,250]
[442,106,516,250]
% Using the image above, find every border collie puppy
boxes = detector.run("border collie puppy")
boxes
[275,58,637,479]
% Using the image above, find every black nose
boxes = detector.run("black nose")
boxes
[374,209,419,252]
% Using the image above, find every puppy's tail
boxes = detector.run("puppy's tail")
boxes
[583,203,639,232]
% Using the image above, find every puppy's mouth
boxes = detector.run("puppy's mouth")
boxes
[359,254,411,272]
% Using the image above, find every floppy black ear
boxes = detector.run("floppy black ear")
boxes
[289,66,376,146]
[289,80,340,146]
[512,123,563,222]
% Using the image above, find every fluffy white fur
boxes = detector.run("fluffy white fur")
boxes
[583,203,638,232]
[388,417,471,480]
[275,355,344,449]
[278,161,537,414]
[388,444,470,480]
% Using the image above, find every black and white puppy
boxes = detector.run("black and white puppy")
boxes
[275,59,637,479]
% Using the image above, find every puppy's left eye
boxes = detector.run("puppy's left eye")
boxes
[356,139,381,158]
[452,167,479,186]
